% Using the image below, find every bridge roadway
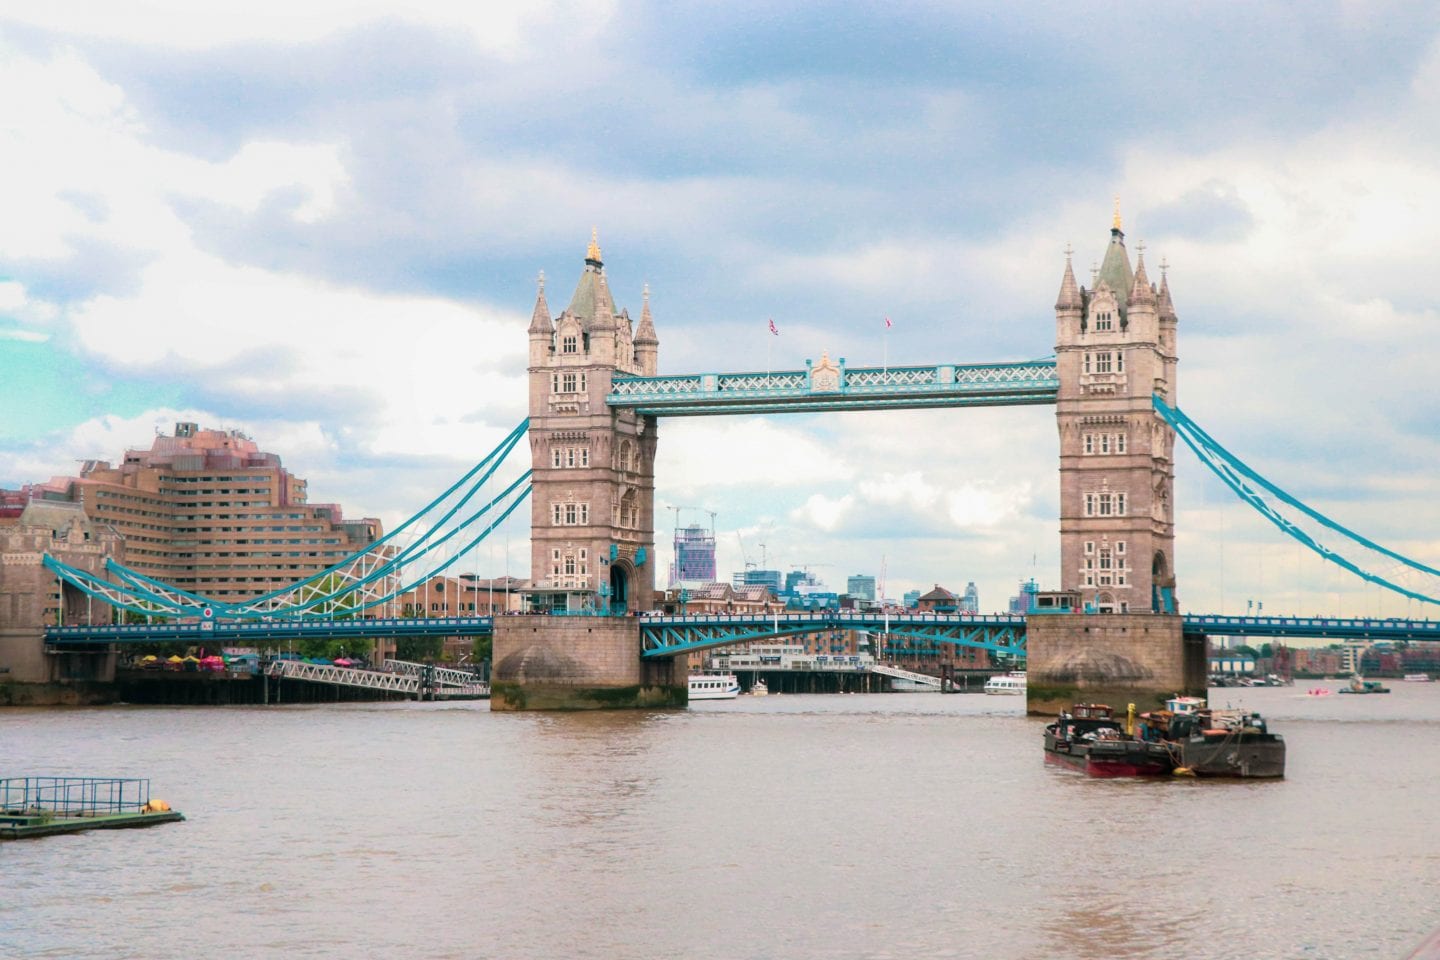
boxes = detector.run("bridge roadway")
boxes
[43,611,1440,652]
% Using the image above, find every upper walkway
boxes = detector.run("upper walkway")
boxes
[42,610,1440,651]
[607,359,1059,416]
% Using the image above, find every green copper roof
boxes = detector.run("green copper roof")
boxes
[1094,229,1134,314]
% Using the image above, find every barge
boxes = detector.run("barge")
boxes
[1,777,184,840]
[1044,697,1285,779]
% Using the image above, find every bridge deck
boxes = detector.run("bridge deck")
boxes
[607,360,1059,416]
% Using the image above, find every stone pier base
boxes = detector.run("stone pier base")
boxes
[490,615,687,711]
[1025,613,1206,715]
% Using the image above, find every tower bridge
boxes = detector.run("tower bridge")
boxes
[30,215,1440,711]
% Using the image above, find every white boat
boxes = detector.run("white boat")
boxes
[688,672,740,701]
[749,679,769,696]
[984,671,1027,696]
[1404,673,1433,682]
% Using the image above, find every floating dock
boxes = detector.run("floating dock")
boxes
[1,776,184,841]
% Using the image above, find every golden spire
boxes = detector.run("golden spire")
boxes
[586,226,601,262]
[1112,196,1122,231]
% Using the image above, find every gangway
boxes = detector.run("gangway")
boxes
[268,659,489,699]
[382,659,487,688]
[869,663,947,690]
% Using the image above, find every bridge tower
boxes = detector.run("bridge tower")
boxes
[524,230,659,615]
[1054,209,1178,614]
[493,232,682,711]
[1029,207,1203,713]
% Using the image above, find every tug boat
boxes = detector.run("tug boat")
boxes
[1044,697,1285,779]
[1043,704,1176,777]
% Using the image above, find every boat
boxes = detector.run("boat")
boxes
[1044,703,1175,777]
[1154,697,1286,778]
[1404,673,1433,682]
[984,671,1027,695]
[688,672,740,701]
[1338,677,1391,694]
[1044,697,1285,778]
[749,679,769,696]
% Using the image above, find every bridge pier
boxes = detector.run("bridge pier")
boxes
[1024,613,1206,715]
[491,616,686,711]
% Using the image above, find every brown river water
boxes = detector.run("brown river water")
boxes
[3,685,1439,959]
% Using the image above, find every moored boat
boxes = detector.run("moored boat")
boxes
[1044,697,1285,779]
[984,671,1027,696]
[1404,673,1433,682]
[1043,704,1176,777]
[688,672,740,701]
[749,679,769,696]
[1338,677,1391,694]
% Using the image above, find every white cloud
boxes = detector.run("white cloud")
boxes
[0,1,614,55]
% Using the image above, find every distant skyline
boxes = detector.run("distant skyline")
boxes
[3,3,1439,617]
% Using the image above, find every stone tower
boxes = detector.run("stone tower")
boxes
[526,231,659,614]
[1054,209,1179,614]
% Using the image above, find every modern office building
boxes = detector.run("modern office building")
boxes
[732,568,783,595]
[961,581,979,613]
[30,422,382,603]
[846,574,877,602]
[669,524,716,585]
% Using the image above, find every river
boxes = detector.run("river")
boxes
[4,685,1439,959]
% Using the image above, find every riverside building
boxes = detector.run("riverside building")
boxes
[29,423,382,604]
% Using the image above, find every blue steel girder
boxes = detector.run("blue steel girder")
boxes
[44,616,494,646]
[640,613,1027,659]
[1181,614,1440,643]
[609,360,1058,417]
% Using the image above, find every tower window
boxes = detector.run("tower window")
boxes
[1116,433,1127,454]
[561,335,578,354]
[1083,434,1094,455]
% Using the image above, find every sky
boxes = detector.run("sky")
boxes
[3,1,1440,620]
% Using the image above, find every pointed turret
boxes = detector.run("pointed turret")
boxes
[635,283,658,375]
[1129,247,1156,308]
[528,270,553,334]
[1157,259,1177,322]
[1055,245,1082,311]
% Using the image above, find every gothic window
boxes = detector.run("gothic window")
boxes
[552,504,562,525]
[580,373,588,391]
[551,373,559,392]
[1083,353,1092,374]
[1095,311,1113,331]
[1117,541,1126,554]
[564,555,576,576]
[551,548,561,577]
[1084,493,1096,517]
[562,335,578,354]
[620,489,638,528]
[578,548,588,576]
[1115,351,1125,374]
[1116,493,1127,515]
[1098,492,1113,516]
[580,448,589,467]
[552,449,562,469]
[579,503,589,524]
[1100,434,1111,455]
[1084,540,1094,554]
[1116,433,1127,454]
[1099,550,1113,570]
[619,440,636,472]
[562,372,578,392]
[1083,434,1094,455]
[565,448,576,468]
[565,503,578,524]
[1095,352,1113,374]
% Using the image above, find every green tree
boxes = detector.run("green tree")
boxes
[396,636,443,661]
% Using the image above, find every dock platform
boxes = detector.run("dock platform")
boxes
[1,776,185,841]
